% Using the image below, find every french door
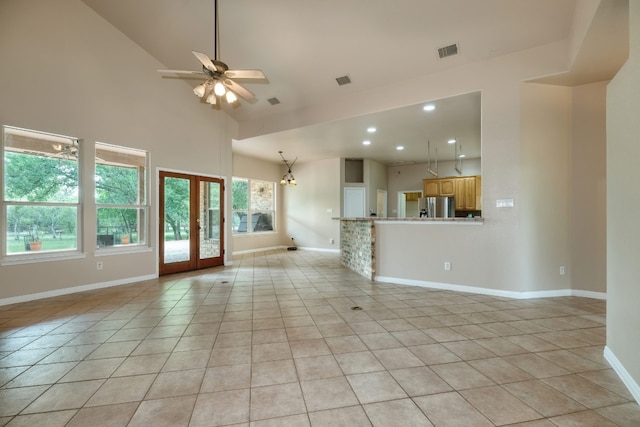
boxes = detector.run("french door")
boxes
[159,171,224,275]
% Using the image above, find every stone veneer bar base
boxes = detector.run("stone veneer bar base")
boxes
[339,219,375,280]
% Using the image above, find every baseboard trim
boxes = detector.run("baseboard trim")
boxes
[232,246,340,256]
[374,276,606,300]
[297,247,341,254]
[0,274,157,307]
[604,346,640,404]
[232,246,287,256]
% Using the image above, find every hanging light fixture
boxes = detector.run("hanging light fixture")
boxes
[279,151,297,186]
[225,90,237,104]
[454,138,464,175]
[193,83,207,97]
[214,81,226,97]
[426,139,438,177]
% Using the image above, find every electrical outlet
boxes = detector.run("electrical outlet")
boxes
[444,262,451,271]
[330,238,334,244]
[560,266,565,275]
[97,261,103,270]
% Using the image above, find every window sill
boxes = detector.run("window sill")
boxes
[95,245,152,257]
[1,251,86,266]
[232,231,278,238]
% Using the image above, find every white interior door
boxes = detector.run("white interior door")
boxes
[344,187,366,217]
[377,190,387,217]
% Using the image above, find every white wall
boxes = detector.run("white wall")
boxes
[519,83,572,292]
[285,158,341,250]
[606,0,640,402]
[570,81,607,294]
[231,154,288,253]
[0,0,235,302]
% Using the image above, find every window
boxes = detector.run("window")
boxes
[3,126,80,255]
[232,178,275,234]
[95,142,148,248]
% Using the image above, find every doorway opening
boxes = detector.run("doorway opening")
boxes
[397,190,422,218]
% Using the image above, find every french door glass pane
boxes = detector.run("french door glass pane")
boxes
[199,180,221,259]
[163,176,190,264]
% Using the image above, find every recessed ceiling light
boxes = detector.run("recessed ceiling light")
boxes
[423,104,436,112]
[396,146,404,151]
[367,127,376,133]
[362,140,371,145]
[448,138,456,144]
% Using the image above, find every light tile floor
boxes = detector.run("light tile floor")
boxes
[1,250,639,426]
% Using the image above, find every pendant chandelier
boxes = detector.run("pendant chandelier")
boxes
[279,151,297,186]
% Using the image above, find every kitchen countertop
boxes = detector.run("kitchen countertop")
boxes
[334,217,484,223]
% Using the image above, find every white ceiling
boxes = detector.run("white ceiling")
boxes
[235,91,481,165]
[81,0,627,165]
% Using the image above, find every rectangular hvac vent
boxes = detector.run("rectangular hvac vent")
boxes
[437,43,459,59]
[267,97,280,105]
[335,75,352,86]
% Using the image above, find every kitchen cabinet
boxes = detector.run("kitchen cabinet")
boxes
[424,180,440,197]
[423,176,481,211]
[423,178,455,196]
[454,176,481,210]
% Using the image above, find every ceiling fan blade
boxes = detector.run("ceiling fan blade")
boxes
[157,69,207,80]
[225,69,266,80]
[192,51,218,73]
[223,79,256,103]
[157,69,206,76]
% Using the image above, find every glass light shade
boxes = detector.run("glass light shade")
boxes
[226,91,237,103]
[280,178,287,185]
[214,81,226,96]
[205,93,217,105]
[193,83,206,97]
[290,179,296,186]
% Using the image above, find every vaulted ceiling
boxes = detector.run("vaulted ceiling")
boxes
[81,0,627,164]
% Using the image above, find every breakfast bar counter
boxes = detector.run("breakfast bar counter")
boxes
[335,217,484,280]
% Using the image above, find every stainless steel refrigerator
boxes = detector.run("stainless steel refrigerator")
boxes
[418,197,455,218]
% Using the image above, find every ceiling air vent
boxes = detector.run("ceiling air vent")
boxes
[267,97,281,105]
[335,75,352,86]
[437,43,459,59]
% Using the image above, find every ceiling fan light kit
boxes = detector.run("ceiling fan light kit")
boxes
[157,0,267,108]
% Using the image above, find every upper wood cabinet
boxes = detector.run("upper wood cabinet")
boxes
[423,176,482,211]
[439,179,455,196]
[454,176,481,210]
[423,178,455,197]
[424,180,440,197]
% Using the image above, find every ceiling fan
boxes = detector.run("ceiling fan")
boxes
[157,0,267,106]
[51,142,78,159]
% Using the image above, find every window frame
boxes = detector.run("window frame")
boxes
[94,141,149,251]
[231,177,277,235]
[2,125,82,260]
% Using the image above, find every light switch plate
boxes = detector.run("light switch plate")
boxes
[496,199,514,208]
